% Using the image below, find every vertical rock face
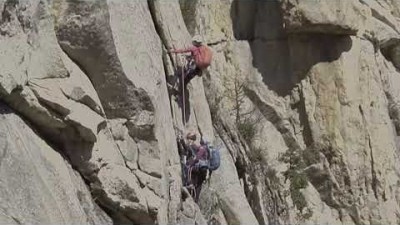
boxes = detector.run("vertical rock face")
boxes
[0,103,112,224]
[2,0,400,224]
[185,0,400,224]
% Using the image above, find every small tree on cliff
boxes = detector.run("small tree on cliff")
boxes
[222,69,261,145]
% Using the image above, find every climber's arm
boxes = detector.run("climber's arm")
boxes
[179,138,196,159]
[169,46,196,54]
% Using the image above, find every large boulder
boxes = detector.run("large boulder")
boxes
[55,0,153,119]
[0,103,111,224]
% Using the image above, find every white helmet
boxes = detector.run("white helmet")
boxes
[192,35,203,45]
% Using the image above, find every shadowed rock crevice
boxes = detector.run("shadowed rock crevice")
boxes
[231,0,354,97]
[295,86,313,146]
[287,35,353,84]
[230,0,293,96]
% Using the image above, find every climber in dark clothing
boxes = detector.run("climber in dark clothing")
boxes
[177,132,196,186]
[187,136,208,203]
[177,131,208,203]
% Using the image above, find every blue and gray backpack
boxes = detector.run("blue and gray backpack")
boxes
[201,140,221,171]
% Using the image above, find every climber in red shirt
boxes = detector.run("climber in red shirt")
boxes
[169,35,213,86]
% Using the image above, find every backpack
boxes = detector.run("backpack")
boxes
[203,142,221,171]
[195,46,213,69]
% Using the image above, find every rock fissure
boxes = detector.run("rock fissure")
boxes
[245,88,302,151]
[368,135,379,200]
[359,104,380,200]
[0,127,8,166]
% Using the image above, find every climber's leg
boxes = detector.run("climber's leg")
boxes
[194,168,207,203]
[184,61,201,86]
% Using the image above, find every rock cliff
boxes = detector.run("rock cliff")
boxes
[1,0,400,224]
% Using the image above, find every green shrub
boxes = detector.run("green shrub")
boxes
[279,148,313,219]
[290,186,307,212]
[237,120,257,144]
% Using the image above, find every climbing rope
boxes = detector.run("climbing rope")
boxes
[180,55,186,127]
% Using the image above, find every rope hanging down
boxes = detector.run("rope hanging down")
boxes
[180,55,186,127]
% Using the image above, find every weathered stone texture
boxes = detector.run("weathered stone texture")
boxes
[2,0,400,224]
